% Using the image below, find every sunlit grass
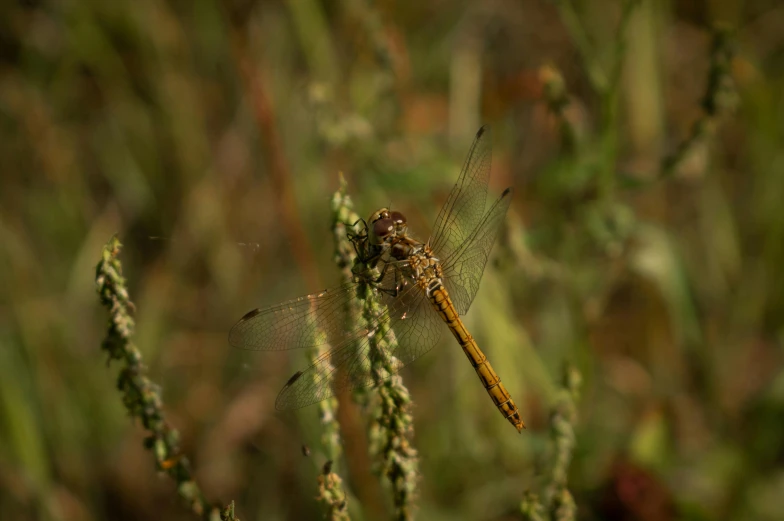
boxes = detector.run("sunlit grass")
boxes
[1,0,782,520]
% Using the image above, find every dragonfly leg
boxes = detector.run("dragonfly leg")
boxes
[346,217,368,243]
[373,260,410,297]
[347,218,369,259]
[350,237,366,263]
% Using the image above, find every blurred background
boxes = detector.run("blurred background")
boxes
[2,0,784,520]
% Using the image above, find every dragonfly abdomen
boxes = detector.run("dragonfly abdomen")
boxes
[428,285,526,433]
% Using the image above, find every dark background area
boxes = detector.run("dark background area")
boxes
[1,0,783,520]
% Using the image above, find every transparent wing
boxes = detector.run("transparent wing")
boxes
[232,125,509,409]
[274,273,444,410]
[441,187,513,316]
[429,125,492,261]
[230,267,445,410]
[229,281,361,351]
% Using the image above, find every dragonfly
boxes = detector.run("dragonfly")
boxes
[229,126,525,432]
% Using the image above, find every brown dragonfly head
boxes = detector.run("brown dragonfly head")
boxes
[368,208,408,246]
[366,208,415,262]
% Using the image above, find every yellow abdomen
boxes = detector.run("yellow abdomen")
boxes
[428,286,525,433]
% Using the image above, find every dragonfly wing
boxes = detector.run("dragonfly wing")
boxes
[275,273,444,410]
[441,187,513,316]
[429,126,492,261]
[229,281,362,351]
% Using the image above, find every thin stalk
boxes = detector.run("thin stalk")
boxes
[317,461,351,521]
[598,0,640,202]
[618,24,737,188]
[522,363,582,521]
[296,176,365,521]
[543,364,582,521]
[659,24,737,180]
[551,0,608,92]
[94,236,239,521]
[360,276,419,521]
[333,178,419,520]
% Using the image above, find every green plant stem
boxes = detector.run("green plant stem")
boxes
[317,461,351,521]
[552,0,607,92]
[361,278,419,521]
[334,178,419,520]
[521,491,548,521]
[618,24,737,188]
[551,0,640,202]
[544,364,582,521]
[94,236,239,521]
[659,24,737,180]
[292,176,364,520]
[332,174,363,286]
[522,363,582,521]
[308,330,349,521]
[598,0,640,202]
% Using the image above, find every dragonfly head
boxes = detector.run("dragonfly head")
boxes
[368,208,408,246]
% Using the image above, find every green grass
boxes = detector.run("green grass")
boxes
[2,0,784,520]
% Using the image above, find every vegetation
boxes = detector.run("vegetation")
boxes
[2,1,783,520]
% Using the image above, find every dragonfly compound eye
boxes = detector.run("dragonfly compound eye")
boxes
[390,211,406,225]
[372,218,395,240]
[368,208,390,224]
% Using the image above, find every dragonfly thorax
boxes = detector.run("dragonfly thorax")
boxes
[407,245,444,297]
[366,207,443,294]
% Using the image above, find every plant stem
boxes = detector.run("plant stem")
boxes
[361,277,419,521]
[94,236,239,521]
[522,363,582,521]
[333,178,419,520]
[660,24,737,180]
